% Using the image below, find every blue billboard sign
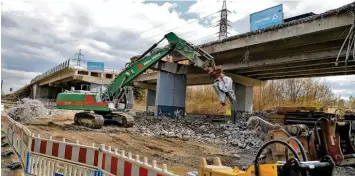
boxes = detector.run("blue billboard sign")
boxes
[250,4,283,31]
[87,62,104,71]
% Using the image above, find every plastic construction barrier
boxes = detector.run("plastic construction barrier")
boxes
[1,115,178,176]
[26,152,100,176]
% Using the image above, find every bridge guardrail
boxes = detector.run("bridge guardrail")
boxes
[1,114,178,176]
[30,59,123,85]
[31,59,71,84]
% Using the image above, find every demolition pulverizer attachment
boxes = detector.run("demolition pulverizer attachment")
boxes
[213,75,236,105]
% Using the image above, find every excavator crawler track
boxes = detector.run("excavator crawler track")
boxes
[100,112,134,128]
[74,112,104,129]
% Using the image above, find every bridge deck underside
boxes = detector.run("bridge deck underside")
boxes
[203,14,355,80]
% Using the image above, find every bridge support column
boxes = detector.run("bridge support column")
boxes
[155,71,186,118]
[146,89,156,112]
[31,84,61,99]
[231,83,253,122]
[32,84,38,99]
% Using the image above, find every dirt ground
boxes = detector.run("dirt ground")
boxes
[20,115,355,176]
[24,115,243,174]
[1,99,354,175]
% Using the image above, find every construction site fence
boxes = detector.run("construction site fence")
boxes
[1,115,178,176]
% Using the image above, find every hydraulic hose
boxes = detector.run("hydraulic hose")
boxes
[284,136,308,161]
[313,117,329,150]
[135,37,166,62]
[254,140,300,176]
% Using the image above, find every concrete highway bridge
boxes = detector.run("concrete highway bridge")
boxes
[20,2,355,117]
[133,3,355,116]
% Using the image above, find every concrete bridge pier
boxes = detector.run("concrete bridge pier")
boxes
[31,84,61,99]
[155,70,186,118]
[146,89,156,112]
[231,82,254,122]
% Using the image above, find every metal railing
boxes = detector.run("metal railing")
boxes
[30,59,71,84]
[30,59,123,85]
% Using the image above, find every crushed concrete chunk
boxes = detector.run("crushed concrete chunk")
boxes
[7,98,48,122]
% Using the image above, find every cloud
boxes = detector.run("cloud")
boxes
[1,0,220,93]
[188,0,354,34]
[1,68,41,93]
[1,0,354,98]
[324,75,355,100]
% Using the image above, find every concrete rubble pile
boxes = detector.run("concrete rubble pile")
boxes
[7,98,49,122]
[133,113,268,151]
[47,109,76,118]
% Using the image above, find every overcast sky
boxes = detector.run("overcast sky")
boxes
[1,0,355,99]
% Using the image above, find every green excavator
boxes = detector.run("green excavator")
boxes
[56,32,236,129]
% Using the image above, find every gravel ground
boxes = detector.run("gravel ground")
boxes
[3,99,355,175]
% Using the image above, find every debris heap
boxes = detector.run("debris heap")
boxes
[133,113,267,151]
[7,98,49,122]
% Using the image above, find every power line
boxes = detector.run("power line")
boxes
[7,6,219,45]
[7,5,220,61]
[124,11,219,51]
[135,4,209,35]
[191,33,218,43]
[142,11,218,40]
[114,4,210,43]
[217,0,232,39]
[135,32,217,53]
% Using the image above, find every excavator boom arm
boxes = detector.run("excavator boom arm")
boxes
[104,47,173,99]
[102,32,236,105]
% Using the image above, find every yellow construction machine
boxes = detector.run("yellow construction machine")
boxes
[194,138,336,176]
[246,114,355,167]
[189,107,354,176]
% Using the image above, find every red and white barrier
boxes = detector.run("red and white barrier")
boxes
[27,152,100,176]
[2,114,179,176]
[1,114,32,167]
[31,136,100,167]
[99,144,174,176]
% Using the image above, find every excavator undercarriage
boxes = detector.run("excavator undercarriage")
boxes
[73,111,134,129]
[74,112,105,129]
